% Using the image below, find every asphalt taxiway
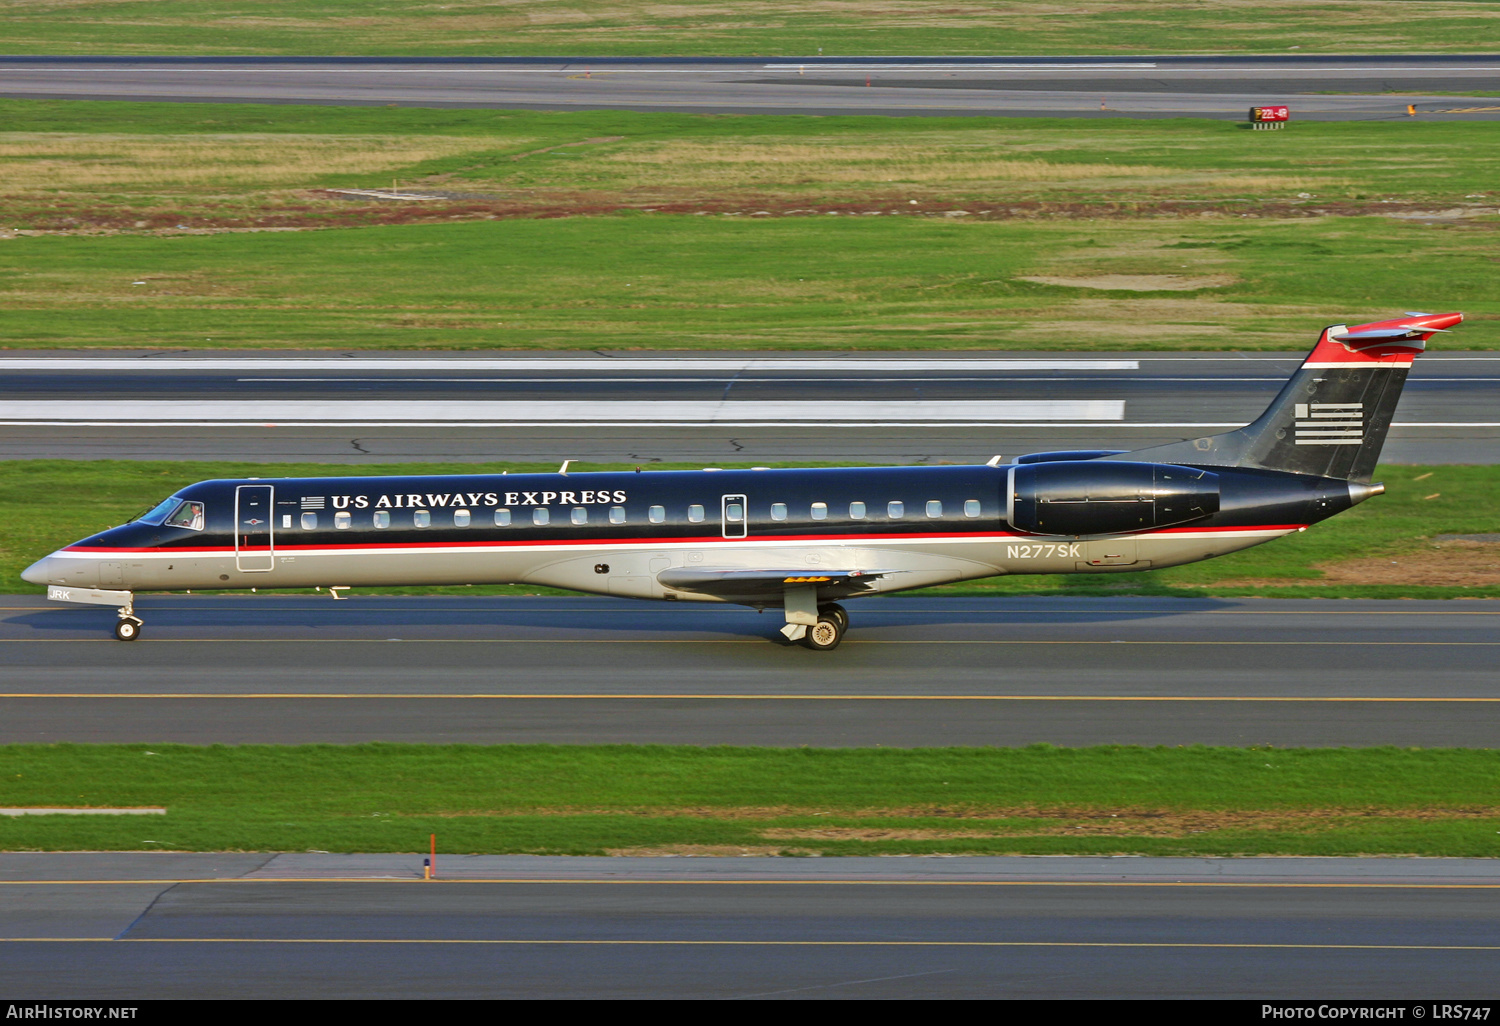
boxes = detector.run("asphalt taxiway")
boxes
[4,350,1498,463]
[4,854,1497,998]
[4,595,1497,747]
[2,54,1499,120]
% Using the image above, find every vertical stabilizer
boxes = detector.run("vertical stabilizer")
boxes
[1110,312,1461,482]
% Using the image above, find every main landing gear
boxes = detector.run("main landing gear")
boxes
[779,584,848,651]
[801,603,848,652]
[114,614,143,642]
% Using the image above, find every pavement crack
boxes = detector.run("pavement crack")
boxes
[349,437,370,455]
[730,967,957,999]
[113,881,180,940]
[728,437,745,452]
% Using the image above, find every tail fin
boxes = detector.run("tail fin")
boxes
[1113,312,1461,483]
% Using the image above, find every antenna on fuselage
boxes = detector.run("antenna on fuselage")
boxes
[559,460,574,476]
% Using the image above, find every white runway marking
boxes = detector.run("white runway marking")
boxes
[0,358,1140,372]
[0,399,1125,424]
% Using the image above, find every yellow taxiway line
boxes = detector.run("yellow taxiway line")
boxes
[2,638,1499,645]
[1,693,1497,701]
[3,879,1500,889]
[4,937,1499,950]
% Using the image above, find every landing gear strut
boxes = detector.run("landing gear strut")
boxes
[114,616,143,642]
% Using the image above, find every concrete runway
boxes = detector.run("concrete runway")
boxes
[5,595,1498,747]
[4,853,1498,998]
[4,350,1497,463]
[2,54,1499,120]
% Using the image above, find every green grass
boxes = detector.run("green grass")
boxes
[4,213,1497,351]
[8,102,1500,222]
[4,460,1497,599]
[4,102,1497,351]
[4,1,1500,56]
[10,102,1500,205]
[2,744,1497,856]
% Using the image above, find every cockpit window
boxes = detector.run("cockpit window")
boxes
[134,496,182,526]
[164,500,205,531]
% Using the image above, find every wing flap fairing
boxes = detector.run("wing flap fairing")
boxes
[657,567,898,602]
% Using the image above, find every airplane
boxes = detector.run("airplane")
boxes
[22,311,1460,649]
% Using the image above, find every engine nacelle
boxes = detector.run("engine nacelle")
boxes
[1010,461,1220,536]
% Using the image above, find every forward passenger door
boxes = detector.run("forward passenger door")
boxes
[235,484,275,572]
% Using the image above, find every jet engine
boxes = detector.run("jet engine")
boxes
[1010,461,1219,536]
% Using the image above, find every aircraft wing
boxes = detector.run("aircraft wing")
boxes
[656,567,900,602]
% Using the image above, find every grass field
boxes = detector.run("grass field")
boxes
[4,460,1498,599]
[4,1,1500,56]
[2,744,1497,856]
[5,213,1494,350]
[3,102,1495,351]
[7,102,1497,225]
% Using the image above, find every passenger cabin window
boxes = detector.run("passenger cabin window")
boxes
[926,500,943,518]
[533,508,550,526]
[334,511,351,530]
[888,501,904,519]
[810,502,828,521]
[688,504,705,523]
[301,512,318,530]
[849,501,866,520]
[373,511,391,529]
[165,500,205,532]
[609,506,626,525]
[770,503,788,522]
[494,509,511,526]
[649,505,666,524]
[964,499,981,518]
[453,509,471,528]
[413,510,431,529]
[725,502,744,522]
[571,507,588,526]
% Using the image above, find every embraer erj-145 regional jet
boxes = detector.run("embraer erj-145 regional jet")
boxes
[24,312,1460,649]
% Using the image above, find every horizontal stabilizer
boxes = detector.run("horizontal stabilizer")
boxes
[1333,326,1452,342]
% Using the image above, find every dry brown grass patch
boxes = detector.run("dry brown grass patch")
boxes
[1220,539,1500,589]
[603,844,796,856]
[1017,273,1237,291]
[0,134,502,193]
[762,807,1500,841]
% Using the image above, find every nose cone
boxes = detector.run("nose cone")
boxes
[21,555,55,586]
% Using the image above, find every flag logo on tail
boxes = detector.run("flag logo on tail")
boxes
[1294,402,1363,445]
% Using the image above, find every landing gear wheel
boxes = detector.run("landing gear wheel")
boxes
[114,618,142,642]
[801,615,844,651]
[818,603,848,632]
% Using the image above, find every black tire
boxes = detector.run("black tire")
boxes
[801,616,843,651]
[114,618,141,642]
[818,603,848,632]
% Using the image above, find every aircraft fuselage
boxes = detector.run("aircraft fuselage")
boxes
[25,463,1358,602]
